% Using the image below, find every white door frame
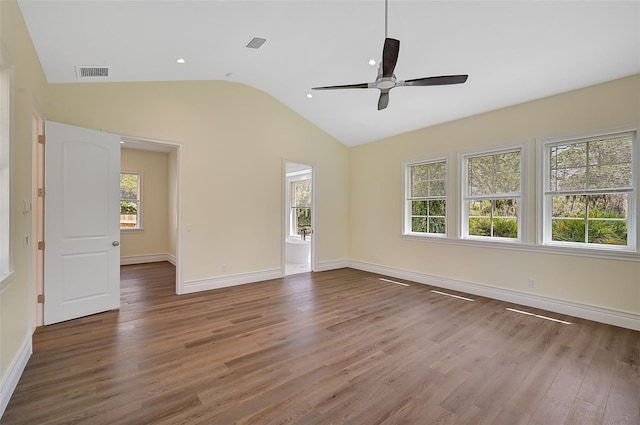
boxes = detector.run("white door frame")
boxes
[31,101,44,328]
[282,159,316,276]
[35,132,185,327]
[120,135,185,295]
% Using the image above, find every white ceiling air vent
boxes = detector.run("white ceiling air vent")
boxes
[245,37,266,49]
[75,65,111,79]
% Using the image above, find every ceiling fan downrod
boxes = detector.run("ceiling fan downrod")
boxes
[385,0,389,39]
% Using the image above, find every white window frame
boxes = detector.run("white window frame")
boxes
[120,171,143,231]
[537,128,637,252]
[403,156,450,238]
[286,170,312,240]
[459,143,526,242]
[0,43,13,282]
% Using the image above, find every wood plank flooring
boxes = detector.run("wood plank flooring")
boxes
[2,263,639,424]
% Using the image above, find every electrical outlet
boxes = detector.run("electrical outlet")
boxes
[221,264,227,272]
[528,279,535,289]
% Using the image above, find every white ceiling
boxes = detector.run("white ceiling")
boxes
[17,1,640,147]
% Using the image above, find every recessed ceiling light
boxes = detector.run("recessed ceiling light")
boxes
[120,141,125,144]
[306,93,313,99]
[176,58,186,64]
[368,59,377,66]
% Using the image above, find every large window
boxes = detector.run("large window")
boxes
[542,132,635,249]
[405,159,447,235]
[120,172,141,229]
[0,46,11,279]
[462,146,523,240]
[290,178,311,238]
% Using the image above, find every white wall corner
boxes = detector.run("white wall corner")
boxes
[0,334,32,419]
[315,260,349,272]
[120,253,172,266]
[348,260,640,332]
[182,269,282,294]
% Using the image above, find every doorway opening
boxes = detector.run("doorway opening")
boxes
[34,126,183,327]
[283,161,314,276]
[119,137,182,294]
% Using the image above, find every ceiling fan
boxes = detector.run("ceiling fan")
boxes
[312,0,468,110]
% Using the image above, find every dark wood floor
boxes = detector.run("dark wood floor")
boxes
[2,263,639,425]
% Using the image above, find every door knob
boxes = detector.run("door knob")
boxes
[112,241,120,246]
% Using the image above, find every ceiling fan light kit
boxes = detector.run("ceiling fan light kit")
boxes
[312,0,468,110]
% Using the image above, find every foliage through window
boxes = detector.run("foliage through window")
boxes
[544,132,634,248]
[290,179,311,237]
[120,172,141,229]
[405,160,447,235]
[463,148,522,239]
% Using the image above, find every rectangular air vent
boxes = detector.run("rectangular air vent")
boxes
[245,37,266,49]
[75,66,111,78]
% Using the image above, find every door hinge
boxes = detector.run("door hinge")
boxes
[37,188,45,197]
[37,294,44,304]
[38,135,45,144]
[37,241,45,251]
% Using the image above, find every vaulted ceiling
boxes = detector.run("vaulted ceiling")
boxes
[18,1,640,146]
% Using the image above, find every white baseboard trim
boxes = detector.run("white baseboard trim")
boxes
[315,260,349,272]
[0,334,32,419]
[120,253,172,265]
[349,260,640,331]
[182,269,282,294]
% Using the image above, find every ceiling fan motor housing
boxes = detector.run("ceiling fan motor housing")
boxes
[375,76,397,90]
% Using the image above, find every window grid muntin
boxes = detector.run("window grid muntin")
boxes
[463,147,522,240]
[290,178,312,238]
[547,133,633,193]
[120,172,141,229]
[406,160,447,235]
[543,131,636,250]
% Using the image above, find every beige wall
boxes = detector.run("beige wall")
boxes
[349,75,640,314]
[1,0,638,415]
[120,148,170,258]
[0,0,48,391]
[46,81,350,282]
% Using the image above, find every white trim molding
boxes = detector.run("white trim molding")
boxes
[120,253,174,265]
[315,260,349,272]
[400,233,640,262]
[348,260,640,331]
[182,269,282,294]
[0,334,32,418]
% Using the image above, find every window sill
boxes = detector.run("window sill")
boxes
[401,234,640,262]
[121,227,144,233]
[288,235,312,242]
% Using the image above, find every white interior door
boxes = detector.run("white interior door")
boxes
[44,121,121,325]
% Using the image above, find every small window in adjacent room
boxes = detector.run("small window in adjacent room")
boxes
[405,159,447,235]
[290,178,311,238]
[462,146,523,240]
[541,131,636,250]
[120,172,141,229]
